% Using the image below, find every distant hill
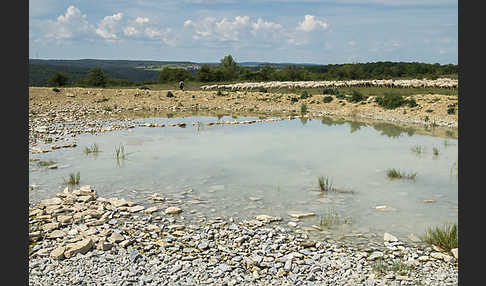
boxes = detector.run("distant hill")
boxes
[29,59,458,86]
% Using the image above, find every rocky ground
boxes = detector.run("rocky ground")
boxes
[29,87,458,152]
[29,185,458,286]
[29,86,459,285]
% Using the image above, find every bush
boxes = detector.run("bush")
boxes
[300,90,312,99]
[447,104,456,114]
[52,88,60,93]
[301,103,308,114]
[336,93,346,100]
[348,90,366,103]
[376,94,406,109]
[259,87,268,93]
[48,72,69,87]
[138,86,150,90]
[407,98,418,108]
[323,96,333,103]
[166,91,175,98]
[290,97,299,103]
[323,88,339,95]
[216,90,225,96]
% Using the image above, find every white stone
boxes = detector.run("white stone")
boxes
[384,232,398,242]
[165,207,182,215]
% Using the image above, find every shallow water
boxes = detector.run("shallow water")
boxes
[29,115,458,243]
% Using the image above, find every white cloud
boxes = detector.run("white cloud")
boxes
[43,5,92,40]
[296,15,329,32]
[123,26,139,36]
[251,18,282,35]
[136,17,149,24]
[96,12,124,40]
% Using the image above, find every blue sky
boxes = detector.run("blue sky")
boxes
[29,0,458,64]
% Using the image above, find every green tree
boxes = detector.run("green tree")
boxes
[197,65,213,82]
[219,55,239,81]
[48,72,69,87]
[87,68,108,87]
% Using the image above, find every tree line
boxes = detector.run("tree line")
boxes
[44,55,458,88]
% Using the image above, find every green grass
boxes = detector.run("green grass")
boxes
[114,144,128,160]
[37,160,56,167]
[386,168,417,180]
[63,172,80,186]
[301,103,308,114]
[376,94,407,109]
[421,223,458,252]
[373,259,414,276]
[411,145,425,155]
[318,176,334,192]
[83,143,100,155]
[319,209,341,228]
[347,90,366,103]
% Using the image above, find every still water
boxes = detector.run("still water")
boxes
[29,115,458,244]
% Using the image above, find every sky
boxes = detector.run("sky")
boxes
[29,0,458,64]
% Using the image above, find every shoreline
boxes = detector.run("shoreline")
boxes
[29,185,458,285]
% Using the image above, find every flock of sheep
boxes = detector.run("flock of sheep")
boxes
[201,78,458,91]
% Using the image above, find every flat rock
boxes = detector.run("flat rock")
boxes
[64,238,93,258]
[144,206,158,214]
[128,205,145,213]
[375,205,393,211]
[108,232,125,243]
[288,212,316,219]
[50,246,66,260]
[451,248,458,259]
[367,251,384,261]
[42,222,59,232]
[165,206,182,215]
[384,232,398,242]
[48,230,67,239]
[40,197,62,206]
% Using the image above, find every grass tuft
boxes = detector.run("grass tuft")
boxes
[83,143,100,155]
[318,176,334,192]
[421,222,458,252]
[63,172,80,186]
[386,168,417,180]
[411,145,425,155]
[301,103,308,114]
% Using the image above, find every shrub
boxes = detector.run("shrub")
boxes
[336,94,346,100]
[300,90,312,99]
[426,109,434,113]
[167,91,175,98]
[290,97,299,103]
[52,88,61,93]
[301,103,308,114]
[323,88,339,95]
[259,87,268,93]
[138,86,150,90]
[323,96,333,103]
[216,90,225,96]
[376,94,406,109]
[447,104,456,114]
[48,72,69,87]
[348,90,366,103]
[407,98,418,108]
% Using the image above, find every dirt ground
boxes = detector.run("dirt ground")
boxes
[29,87,457,125]
[28,87,458,149]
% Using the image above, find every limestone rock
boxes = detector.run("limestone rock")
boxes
[384,232,398,242]
[48,230,67,239]
[144,206,158,214]
[288,213,316,219]
[165,207,182,215]
[367,251,384,261]
[40,197,62,206]
[451,248,458,259]
[50,246,66,260]
[108,232,125,243]
[128,205,145,213]
[64,238,93,258]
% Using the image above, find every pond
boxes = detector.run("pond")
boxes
[29,115,458,245]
